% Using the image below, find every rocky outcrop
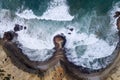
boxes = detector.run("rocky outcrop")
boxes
[0,45,40,80]
[53,34,66,50]
[1,43,120,80]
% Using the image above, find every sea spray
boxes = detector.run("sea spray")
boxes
[0,0,119,69]
[16,0,74,21]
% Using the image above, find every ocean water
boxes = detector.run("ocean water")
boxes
[0,0,120,69]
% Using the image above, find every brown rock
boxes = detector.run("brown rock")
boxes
[3,31,17,41]
[24,26,27,30]
[53,34,66,49]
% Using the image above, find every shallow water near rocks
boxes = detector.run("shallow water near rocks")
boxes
[0,0,120,70]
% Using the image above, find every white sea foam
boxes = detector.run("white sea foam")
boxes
[64,2,120,69]
[52,26,115,60]
[17,29,54,50]
[15,0,74,21]
[0,1,118,66]
[0,9,54,61]
[16,10,37,19]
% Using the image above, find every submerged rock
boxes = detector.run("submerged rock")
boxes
[114,11,120,18]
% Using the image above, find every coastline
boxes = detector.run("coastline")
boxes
[1,37,120,80]
[0,45,40,80]
[0,42,76,80]
[0,0,120,80]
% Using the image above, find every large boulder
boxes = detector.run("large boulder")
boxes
[3,31,17,41]
[53,34,66,49]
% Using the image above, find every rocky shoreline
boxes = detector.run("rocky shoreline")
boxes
[1,30,120,80]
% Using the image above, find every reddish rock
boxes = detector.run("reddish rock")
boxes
[53,34,66,49]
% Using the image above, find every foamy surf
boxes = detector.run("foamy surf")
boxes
[0,9,55,61]
[0,1,119,67]
[15,0,74,21]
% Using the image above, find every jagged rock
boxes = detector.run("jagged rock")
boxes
[3,31,17,41]
[114,11,120,30]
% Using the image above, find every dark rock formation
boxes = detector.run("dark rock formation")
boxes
[3,31,17,41]
[14,24,27,32]
[117,17,120,30]
[69,28,74,31]
[24,26,27,30]
[114,11,120,30]
[14,24,22,32]
[114,11,120,42]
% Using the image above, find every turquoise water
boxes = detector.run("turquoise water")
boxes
[0,0,120,69]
